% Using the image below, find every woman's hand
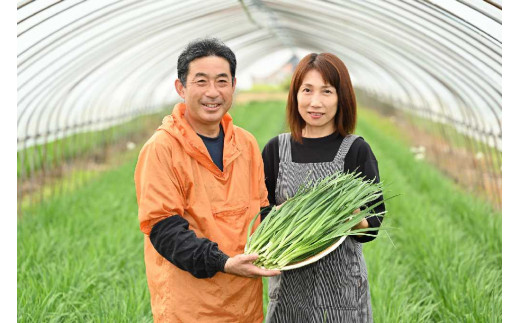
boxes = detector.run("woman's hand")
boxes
[351,208,369,231]
[275,202,285,211]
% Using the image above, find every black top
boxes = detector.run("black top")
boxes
[198,124,224,171]
[261,132,385,243]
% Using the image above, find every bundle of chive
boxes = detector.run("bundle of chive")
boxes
[245,171,386,270]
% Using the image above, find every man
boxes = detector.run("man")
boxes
[134,38,280,323]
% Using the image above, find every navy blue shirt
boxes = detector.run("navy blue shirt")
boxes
[198,124,224,171]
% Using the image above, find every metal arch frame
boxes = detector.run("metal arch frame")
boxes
[17,0,254,199]
[18,0,502,144]
[272,19,493,141]
[63,26,278,146]
[258,0,498,107]
[288,29,453,129]
[18,0,157,142]
[17,0,234,102]
[452,0,501,24]
[424,0,501,37]
[262,0,501,131]
[17,0,502,207]
[80,19,274,137]
[18,0,248,144]
[367,1,501,135]
[18,9,284,150]
[18,0,88,37]
[280,0,504,180]
[251,0,501,203]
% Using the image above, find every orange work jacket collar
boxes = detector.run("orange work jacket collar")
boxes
[158,103,241,177]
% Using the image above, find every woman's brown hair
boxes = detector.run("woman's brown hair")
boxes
[287,53,357,143]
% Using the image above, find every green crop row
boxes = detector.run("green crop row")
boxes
[17,109,169,178]
[18,101,501,322]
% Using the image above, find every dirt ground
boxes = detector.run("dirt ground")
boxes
[379,110,501,209]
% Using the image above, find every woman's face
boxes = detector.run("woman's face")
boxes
[297,69,338,137]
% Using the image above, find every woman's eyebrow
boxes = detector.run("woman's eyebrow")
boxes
[301,83,333,88]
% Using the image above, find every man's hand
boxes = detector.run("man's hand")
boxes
[224,254,281,278]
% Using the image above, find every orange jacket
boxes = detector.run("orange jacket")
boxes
[135,103,269,322]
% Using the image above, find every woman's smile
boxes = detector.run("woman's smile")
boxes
[297,69,338,137]
[308,111,325,119]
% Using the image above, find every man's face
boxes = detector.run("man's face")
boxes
[175,56,235,135]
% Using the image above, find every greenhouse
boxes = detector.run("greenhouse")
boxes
[17,0,503,321]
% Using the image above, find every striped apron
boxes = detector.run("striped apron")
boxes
[265,133,373,323]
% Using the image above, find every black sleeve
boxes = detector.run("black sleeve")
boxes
[149,215,229,278]
[260,205,274,222]
[345,138,385,243]
[262,136,280,206]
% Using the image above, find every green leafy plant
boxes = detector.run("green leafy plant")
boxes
[245,171,386,269]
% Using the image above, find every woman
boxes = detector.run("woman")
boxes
[261,53,385,323]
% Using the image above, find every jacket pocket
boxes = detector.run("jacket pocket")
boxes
[213,206,249,227]
[212,206,250,254]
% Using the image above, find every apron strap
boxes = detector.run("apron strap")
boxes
[333,134,359,163]
[278,133,292,162]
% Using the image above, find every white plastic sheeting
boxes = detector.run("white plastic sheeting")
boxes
[17,0,502,150]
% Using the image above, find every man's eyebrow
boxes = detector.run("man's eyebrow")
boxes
[192,72,230,79]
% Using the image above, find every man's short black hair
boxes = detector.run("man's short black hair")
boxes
[177,38,237,86]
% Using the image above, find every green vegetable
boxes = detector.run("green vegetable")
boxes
[245,171,387,269]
